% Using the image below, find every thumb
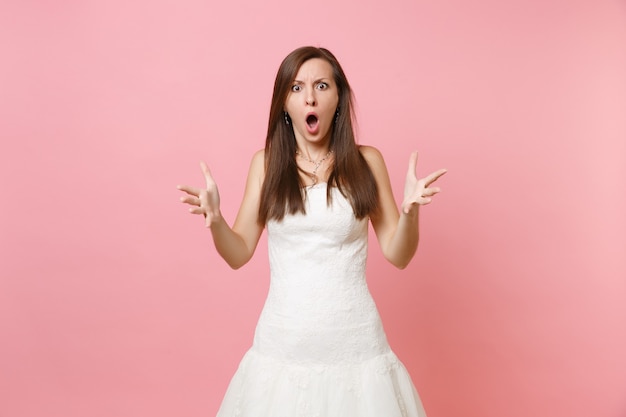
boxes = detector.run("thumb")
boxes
[407,151,418,177]
[200,161,214,186]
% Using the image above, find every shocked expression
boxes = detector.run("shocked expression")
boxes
[284,58,339,144]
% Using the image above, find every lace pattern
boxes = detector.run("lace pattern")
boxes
[216,184,426,417]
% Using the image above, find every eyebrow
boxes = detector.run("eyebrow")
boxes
[292,78,331,84]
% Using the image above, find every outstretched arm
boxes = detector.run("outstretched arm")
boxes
[362,146,446,269]
[177,150,266,269]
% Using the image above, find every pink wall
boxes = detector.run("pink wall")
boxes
[1,1,624,416]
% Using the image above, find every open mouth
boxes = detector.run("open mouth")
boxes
[306,114,319,128]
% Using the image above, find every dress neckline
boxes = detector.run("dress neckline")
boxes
[303,181,328,190]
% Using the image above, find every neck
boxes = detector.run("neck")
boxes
[295,144,331,162]
[296,147,332,162]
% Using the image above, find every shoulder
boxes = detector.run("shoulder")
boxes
[245,149,266,186]
[250,149,265,171]
[358,145,387,173]
[358,145,382,160]
[251,148,265,163]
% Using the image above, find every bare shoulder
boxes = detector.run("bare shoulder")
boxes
[358,145,388,175]
[359,145,383,162]
[243,149,266,190]
[249,149,265,173]
[251,148,265,165]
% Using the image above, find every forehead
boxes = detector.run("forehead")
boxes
[294,58,334,80]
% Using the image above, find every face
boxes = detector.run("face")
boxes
[284,58,339,146]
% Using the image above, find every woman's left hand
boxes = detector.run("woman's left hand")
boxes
[401,151,447,214]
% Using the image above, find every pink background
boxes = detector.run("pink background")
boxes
[1,0,625,416]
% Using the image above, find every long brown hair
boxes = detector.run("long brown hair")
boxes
[258,46,379,224]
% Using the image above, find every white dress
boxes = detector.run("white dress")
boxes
[216,183,427,417]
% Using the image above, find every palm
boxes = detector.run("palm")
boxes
[177,161,221,227]
[401,152,447,214]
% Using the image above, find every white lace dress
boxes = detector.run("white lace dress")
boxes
[216,183,427,417]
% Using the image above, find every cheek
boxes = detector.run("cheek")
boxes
[325,98,339,118]
[284,95,296,113]
[329,95,339,112]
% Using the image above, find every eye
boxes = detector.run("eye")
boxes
[316,82,329,90]
[291,84,301,92]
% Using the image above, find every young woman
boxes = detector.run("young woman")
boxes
[178,46,446,417]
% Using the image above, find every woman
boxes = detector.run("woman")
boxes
[178,46,446,417]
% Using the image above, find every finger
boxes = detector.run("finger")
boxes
[177,184,201,196]
[188,206,211,227]
[200,161,215,187]
[188,207,206,215]
[179,195,201,206]
[423,168,447,187]
[406,151,418,178]
[421,187,441,197]
[419,197,433,205]
[404,192,438,212]
[403,198,430,214]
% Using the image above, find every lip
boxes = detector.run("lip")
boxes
[305,112,320,134]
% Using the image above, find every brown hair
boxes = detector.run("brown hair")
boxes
[258,46,379,224]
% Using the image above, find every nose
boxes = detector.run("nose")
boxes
[306,91,316,106]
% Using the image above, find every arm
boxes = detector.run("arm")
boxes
[177,150,265,269]
[361,146,446,269]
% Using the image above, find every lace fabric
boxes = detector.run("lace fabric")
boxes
[216,183,427,417]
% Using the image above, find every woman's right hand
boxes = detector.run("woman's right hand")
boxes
[177,161,221,228]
